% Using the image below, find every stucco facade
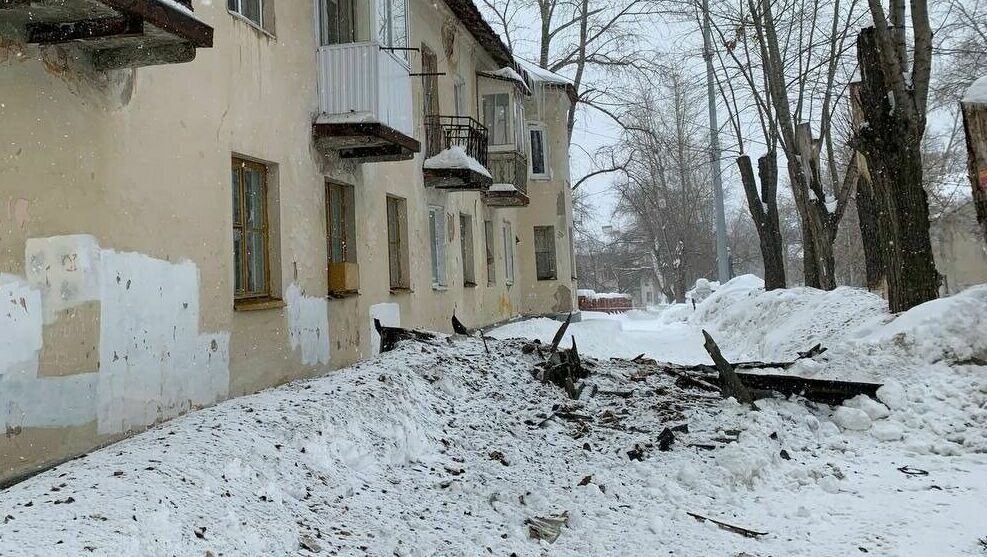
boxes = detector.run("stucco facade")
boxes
[0,0,575,482]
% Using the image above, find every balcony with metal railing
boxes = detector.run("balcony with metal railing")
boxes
[483,150,529,207]
[0,0,213,70]
[422,116,494,190]
[313,42,420,163]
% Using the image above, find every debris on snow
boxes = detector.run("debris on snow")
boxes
[526,511,569,543]
[685,512,768,538]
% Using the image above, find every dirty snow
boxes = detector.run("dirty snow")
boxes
[1,276,986,556]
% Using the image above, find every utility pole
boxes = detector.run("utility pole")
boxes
[702,0,730,283]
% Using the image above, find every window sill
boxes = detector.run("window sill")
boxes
[432,284,448,292]
[390,287,413,295]
[328,290,360,299]
[487,282,496,288]
[537,276,558,281]
[227,10,276,39]
[464,281,478,288]
[234,298,285,312]
[530,175,551,182]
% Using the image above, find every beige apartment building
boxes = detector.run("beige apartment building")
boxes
[0,0,577,482]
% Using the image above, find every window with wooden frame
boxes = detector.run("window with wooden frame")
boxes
[428,205,447,288]
[484,220,495,286]
[232,157,271,301]
[460,214,475,286]
[386,195,410,290]
[327,180,359,295]
[422,43,441,156]
[503,221,515,285]
[534,225,557,280]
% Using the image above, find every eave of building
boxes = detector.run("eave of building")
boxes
[441,0,514,68]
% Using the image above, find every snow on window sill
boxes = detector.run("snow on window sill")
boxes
[227,10,276,39]
[432,284,448,292]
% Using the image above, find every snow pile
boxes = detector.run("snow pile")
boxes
[963,75,987,104]
[688,274,888,361]
[423,146,492,178]
[856,285,987,364]
[3,276,987,555]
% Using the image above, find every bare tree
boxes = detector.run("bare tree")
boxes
[480,0,660,138]
[854,0,941,311]
[708,4,786,289]
[743,0,861,290]
[611,66,717,301]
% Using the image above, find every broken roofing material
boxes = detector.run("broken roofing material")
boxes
[423,146,492,178]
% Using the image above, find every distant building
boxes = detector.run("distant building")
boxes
[931,202,987,295]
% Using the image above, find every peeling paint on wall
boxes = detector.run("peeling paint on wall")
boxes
[368,303,400,356]
[285,283,330,366]
[0,236,230,435]
[25,235,101,324]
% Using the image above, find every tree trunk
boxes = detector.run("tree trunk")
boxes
[856,28,940,312]
[850,82,886,291]
[737,153,786,289]
[855,171,885,291]
[961,99,987,246]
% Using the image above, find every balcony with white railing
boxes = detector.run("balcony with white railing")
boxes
[313,42,420,163]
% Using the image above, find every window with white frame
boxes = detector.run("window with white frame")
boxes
[228,0,274,32]
[429,206,447,287]
[482,93,510,145]
[529,123,549,178]
[376,0,408,53]
[503,221,515,285]
[318,0,356,45]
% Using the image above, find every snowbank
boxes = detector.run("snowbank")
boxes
[857,285,987,364]
[691,275,888,361]
[423,146,492,178]
[4,280,987,555]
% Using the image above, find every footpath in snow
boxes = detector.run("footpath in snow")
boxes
[1,276,986,556]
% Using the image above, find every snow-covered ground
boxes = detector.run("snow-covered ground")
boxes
[1,276,986,556]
